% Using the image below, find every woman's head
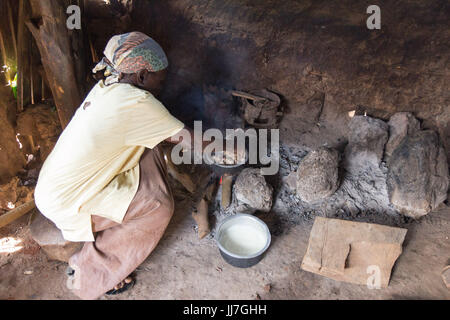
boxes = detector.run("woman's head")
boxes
[93,32,168,95]
[119,68,167,96]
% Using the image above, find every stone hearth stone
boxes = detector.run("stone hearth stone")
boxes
[387,130,449,218]
[30,212,83,262]
[234,168,273,213]
[296,147,339,204]
[385,112,420,161]
[301,217,407,288]
[283,171,297,191]
[344,115,389,171]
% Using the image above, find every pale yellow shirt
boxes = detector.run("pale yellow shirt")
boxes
[34,81,184,242]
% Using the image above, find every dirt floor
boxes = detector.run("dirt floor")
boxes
[0,122,449,300]
[0,0,448,301]
[1,194,449,300]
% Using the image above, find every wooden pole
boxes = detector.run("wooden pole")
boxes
[26,0,82,128]
[0,200,36,229]
[28,135,36,154]
[17,0,24,111]
[0,30,9,82]
[41,75,45,101]
[30,62,34,104]
[30,39,34,105]
[17,0,28,112]
[88,35,98,63]
[192,198,210,239]
[7,0,18,62]
[221,174,233,209]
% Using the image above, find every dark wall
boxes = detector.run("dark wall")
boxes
[87,0,450,156]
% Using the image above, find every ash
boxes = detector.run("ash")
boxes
[176,142,413,241]
[273,144,413,232]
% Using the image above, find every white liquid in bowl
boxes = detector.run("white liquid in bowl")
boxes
[220,223,267,256]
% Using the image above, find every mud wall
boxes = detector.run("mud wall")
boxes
[23,0,447,162]
[121,0,448,157]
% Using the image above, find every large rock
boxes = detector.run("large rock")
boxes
[385,112,420,160]
[344,115,389,170]
[30,212,82,262]
[234,168,273,212]
[296,147,339,203]
[387,130,449,218]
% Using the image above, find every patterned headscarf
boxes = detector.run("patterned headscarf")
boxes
[93,31,169,85]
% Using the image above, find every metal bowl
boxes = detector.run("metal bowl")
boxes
[204,149,248,168]
[215,214,271,268]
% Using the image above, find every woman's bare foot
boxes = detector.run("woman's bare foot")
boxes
[112,277,133,290]
[106,276,135,295]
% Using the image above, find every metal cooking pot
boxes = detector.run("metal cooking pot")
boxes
[215,214,271,268]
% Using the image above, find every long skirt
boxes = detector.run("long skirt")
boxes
[68,147,174,300]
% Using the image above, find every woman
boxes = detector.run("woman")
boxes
[35,31,190,299]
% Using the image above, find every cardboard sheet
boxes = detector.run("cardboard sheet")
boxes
[301,217,407,287]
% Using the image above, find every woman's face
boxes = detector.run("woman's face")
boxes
[119,69,167,96]
[138,69,167,96]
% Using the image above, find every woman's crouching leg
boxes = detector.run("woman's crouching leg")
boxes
[68,193,174,300]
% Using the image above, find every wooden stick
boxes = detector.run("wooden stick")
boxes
[221,174,233,209]
[17,0,25,112]
[232,90,267,101]
[7,0,18,62]
[165,155,196,193]
[88,34,98,63]
[204,180,216,202]
[192,198,210,239]
[192,181,216,239]
[309,71,326,78]
[20,69,24,110]
[28,135,36,153]
[30,51,34,105]
[0,30,9,82]
[0,30,5,65]
[41,75,45,101]
[0,200,35,229]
